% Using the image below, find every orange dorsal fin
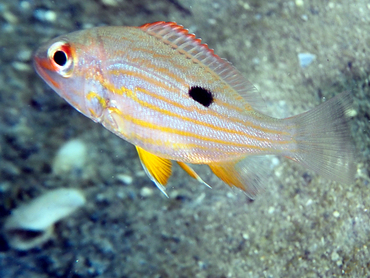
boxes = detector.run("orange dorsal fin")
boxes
[136,146,172,197]
[140,21,265,111]
[177,162,211,189]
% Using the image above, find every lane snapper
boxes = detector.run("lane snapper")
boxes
[33,22,355,198]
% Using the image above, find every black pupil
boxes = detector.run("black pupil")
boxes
[188,86,214,107]
[53,51,67,66]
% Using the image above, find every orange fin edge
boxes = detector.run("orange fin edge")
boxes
[208,157,268,199]
[139,21,265,111]
[177,162,211,189]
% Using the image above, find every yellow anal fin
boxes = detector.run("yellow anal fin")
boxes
[136,146,172,197]
[208,157,268,199]
[177,162,211,189]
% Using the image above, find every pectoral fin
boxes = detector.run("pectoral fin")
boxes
[136,146,172,197]
[177,162,211,189]
[208,156,269,199]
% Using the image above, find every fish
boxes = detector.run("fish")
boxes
[33,21,355,198]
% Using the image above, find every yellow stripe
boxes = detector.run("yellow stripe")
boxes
[99,70,287,137]
[108,107,269,150]
[108,69,179,94]
[127,56,188,85]
[102,27,254,115]
[107,107,300,163]
[124,53,250,115]
[86,71,291,146]
[143,29,255,114]
[109,44,253,116]
[135,85,289,139]
[86,91,108,108]
[134,87,291,144]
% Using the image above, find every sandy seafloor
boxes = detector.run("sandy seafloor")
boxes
[1,0,370,277]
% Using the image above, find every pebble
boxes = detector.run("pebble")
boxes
[101,0,119,6]
[241,3,251,10]
[0,182,11,193]
[116,174,133,185]
[116,190,126,199]
[2,11,18,24]
[242,233,249,240]
[331,251,339,261]
[4,188,86,250]
[346,108,357,117]
[295,0,304,7]
[52,139,87,175]
[298,53,316,68]
[268,206,275,214]
[226,192,235,199]
[208,18,216,25]
[34,9,57,22]
[20,1,31,10]
[12,61,31,72]
[140,187,154,197]
[17,49,32,62]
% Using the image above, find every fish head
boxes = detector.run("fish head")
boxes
[33,31,105,121]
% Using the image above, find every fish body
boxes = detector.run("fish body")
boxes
[34,22,355,198]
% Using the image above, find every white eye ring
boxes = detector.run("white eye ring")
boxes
[48,41,74,77]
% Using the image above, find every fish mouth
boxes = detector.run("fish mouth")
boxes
[33,50,61,90]
[33,49,86,116]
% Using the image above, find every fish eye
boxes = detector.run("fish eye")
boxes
[47,41,74,77]
[53,50,67,66]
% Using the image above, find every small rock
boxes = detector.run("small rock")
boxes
[34,9,57,22]
[140,187,154,198]
[17,49,32,62]
[346,108,357,117]
[298,53,316,68]
[20,1,31,10]
[331,251,340,261]
[116,174,133,185]
[208,18,216,25]
[295,0,304,7]
[43,10,56,22]
[4,188,86,250]
[52,139,87,176]
[12,61,32,72]
[101,0,119,6]
[2,11,18,24]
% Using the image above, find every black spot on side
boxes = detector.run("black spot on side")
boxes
[188,86,214,107]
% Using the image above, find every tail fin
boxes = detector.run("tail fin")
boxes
[284,91,355,184]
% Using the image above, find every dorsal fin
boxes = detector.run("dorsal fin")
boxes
[140,21,265,111]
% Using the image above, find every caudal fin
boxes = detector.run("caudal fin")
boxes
[284,91,355,184]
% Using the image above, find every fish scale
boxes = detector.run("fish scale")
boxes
[34,21,355,198]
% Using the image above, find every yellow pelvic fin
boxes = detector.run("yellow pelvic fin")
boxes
[136,146,172,197]
[208,156,268,199]
[176,162,211,189]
